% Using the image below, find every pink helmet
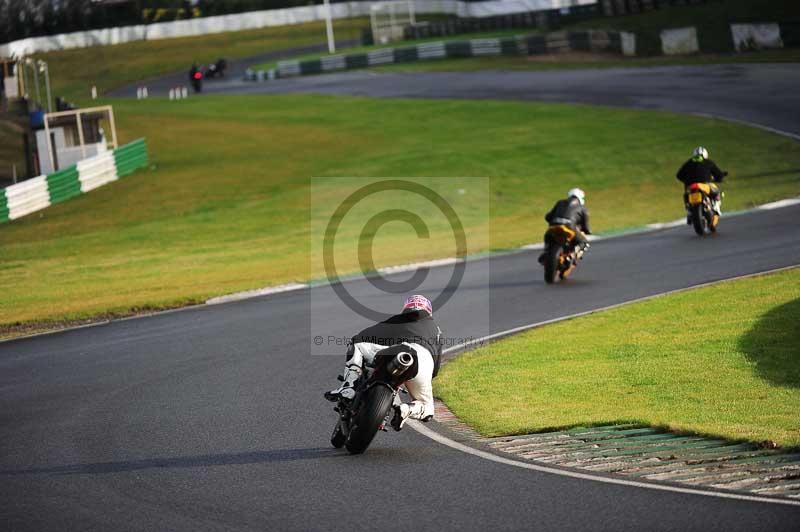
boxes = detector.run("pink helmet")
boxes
[402,294,433,316]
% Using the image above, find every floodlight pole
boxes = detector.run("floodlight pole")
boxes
[26,59,41,109]
[323,0,336,53]
[38,60,52,113]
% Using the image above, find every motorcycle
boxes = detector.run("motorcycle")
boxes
[330,346,415,454]
[190,69,203,93]
[685,182,720,236]
[540,224,582,284]
[203,58,228,79]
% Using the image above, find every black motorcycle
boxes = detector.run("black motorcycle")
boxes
[203,58,228,79]
[330,345,416,454]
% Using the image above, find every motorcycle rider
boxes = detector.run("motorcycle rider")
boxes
[189,62,202,93]
[324,294,443,431]
[538,188,591,263]
[677,147,727,223]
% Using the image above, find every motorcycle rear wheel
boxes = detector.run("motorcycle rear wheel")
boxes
[345,386,394,454]
[691,205,706,236]
[543,245,560,284]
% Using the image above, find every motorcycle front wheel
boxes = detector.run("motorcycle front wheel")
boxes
[345,386,394,454]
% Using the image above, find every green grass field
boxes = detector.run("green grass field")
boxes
[436,268,800,447]
[1,94,799,336]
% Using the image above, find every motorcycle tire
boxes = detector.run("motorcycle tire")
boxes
[330,421,346,449]
[543,245,560,284]
[345,385,394,454]
[691,205,706,236]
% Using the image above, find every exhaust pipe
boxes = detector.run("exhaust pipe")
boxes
[387,352,414,376]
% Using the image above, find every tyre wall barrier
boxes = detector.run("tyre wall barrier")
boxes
[0,139,148,224]
[250,30,632,82]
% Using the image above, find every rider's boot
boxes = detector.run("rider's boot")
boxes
[576,242,590,261]
[324,364,362,402]
[391,401,430,431]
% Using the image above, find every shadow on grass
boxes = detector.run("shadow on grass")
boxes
[0,447,341,476]
[738,297,800,389]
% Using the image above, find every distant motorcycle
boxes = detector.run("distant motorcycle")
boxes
[330,345,415,454]
[685,180,724,236]
[540,224,583,284]
[191,70,203,93]
[203,58,228,79]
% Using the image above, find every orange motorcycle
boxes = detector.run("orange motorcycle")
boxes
[685,182,721,236]
[541,224,582,284]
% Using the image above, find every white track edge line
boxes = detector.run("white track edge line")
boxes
[408,420,800,507]
[440,264,800,354]
[691,113,800,142]
[411,263,800,507]
[3,199,799,345]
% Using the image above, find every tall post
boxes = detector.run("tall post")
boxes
[40,61,52,113]
[107,106,118,149]
[76,111,87,159]
[43,116,55,173]
[324,0,336,53]
[20,59,28,98]
[30,60,41,109]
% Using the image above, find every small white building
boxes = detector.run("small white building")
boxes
[34,106,117,174]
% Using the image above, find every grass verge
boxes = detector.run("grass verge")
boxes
[1,95,799,336]
[436,268,800,448]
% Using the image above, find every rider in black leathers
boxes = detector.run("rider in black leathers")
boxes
[539,188,591,263]
[677,146,727,221]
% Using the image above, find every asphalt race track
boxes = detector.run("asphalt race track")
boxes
[112,63,800,138]
[4,64,800,530]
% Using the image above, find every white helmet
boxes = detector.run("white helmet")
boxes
[567,188,586,206]
[692,146,708,160]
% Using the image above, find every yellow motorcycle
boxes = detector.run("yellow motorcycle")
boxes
[541,224,581,284]
[685,182,720,236]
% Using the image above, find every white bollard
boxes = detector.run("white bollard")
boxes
[136,87,142,99]
[91,85,97,99]
[142,87,148,99]
[181,86,188,99]
[169,88,176,100]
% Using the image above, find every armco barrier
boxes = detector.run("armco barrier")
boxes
[0,139,148,224]
[249,31,630,82]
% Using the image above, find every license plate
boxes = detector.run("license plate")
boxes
[688,192,703,204]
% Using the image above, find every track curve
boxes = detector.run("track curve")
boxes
[5,63,800,530]
[114,63,800,139]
